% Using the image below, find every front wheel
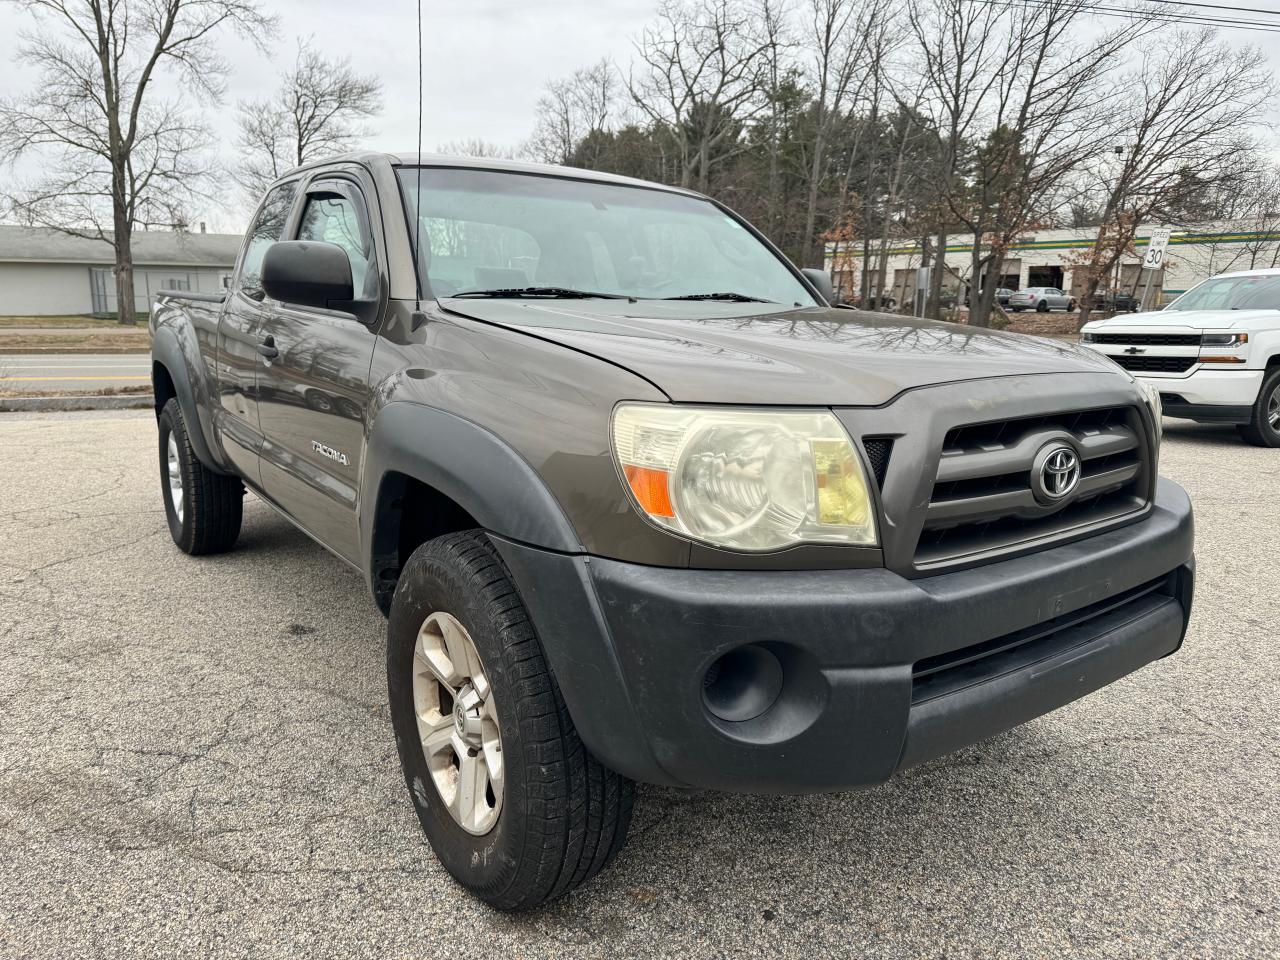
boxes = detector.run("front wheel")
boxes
[1238,369,1280,447]
[387,531,634,910]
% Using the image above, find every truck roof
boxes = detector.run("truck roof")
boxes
[274,150,705,199]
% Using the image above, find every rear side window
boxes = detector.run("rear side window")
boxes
[237,182,297,298]
[297,187,377,299]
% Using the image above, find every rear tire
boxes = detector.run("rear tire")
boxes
[1036,300,1049,313]
[1237,369,1280,447]
[387,530,633,910]
[158,398,243,554]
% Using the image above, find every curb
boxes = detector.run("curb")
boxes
[0,394,154,413]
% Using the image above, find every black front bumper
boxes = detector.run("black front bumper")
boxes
[493,478,1194,793]
[1161,399,1252,425]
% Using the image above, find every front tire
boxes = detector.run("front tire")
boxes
[1238,369,1280,447]
[387,531,633,910]
[158,398,243,554]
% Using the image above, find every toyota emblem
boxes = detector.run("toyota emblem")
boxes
[1034,443,1081,501]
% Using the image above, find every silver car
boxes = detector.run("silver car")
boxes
[1008,287,1077,312]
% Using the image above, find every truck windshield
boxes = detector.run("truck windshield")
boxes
[397,167,817,306]
[1168,274,1280,311]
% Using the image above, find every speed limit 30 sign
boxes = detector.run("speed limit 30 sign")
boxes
[1142,228,1173,270]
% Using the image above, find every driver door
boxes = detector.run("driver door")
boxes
[256,175,384,562]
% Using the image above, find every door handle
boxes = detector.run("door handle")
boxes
[256,336,278,360]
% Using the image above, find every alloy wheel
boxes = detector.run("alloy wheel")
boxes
[412,611,504,835]
[1269,385,1280,432]
[166,434,184,524]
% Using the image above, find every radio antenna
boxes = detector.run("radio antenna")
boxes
[413,0,424,309]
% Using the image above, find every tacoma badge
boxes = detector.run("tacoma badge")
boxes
[311,441,349,466]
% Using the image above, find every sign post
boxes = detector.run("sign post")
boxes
[914,266,930,318]
[1137,228,1172,310]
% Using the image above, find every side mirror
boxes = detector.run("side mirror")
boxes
[262,241,354,312]
[801,268,835,305]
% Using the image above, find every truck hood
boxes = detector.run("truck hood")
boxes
[441,299,1122,405]
[1085,308,1280,331]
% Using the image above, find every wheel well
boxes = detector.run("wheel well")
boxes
[1267,355,1280,371]
[370,471,480,613]
[152,361,176,416]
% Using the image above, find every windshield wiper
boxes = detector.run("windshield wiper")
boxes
[451,286,628,300]
[662,292,775,303]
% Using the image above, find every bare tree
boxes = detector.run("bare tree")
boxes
[1075,29,1273,326]
[526,58,619,166]
[961,1,1145,326]
[799,0,896,267]
[908,0,1003,317]
[628,0,771,191]
[753,0,793,237]
[437,139,521,160]
[235,38,382,199]
[0,0,276,324]
[1214,166,1280,271]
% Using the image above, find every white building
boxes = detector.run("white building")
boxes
[0,225,242,317]
[827,222,1280,308]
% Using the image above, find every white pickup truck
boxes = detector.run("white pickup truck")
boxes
[1081,268,1280,446]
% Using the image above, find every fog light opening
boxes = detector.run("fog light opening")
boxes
[702,645,784,723]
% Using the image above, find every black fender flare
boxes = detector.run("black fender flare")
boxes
[150,326,226,472]
[360,400,583,568]
[360,402,666,780]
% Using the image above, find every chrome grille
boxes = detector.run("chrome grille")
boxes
[915,407,1149,566]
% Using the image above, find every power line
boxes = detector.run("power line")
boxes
[978,0,1280,35]
[1147,0,1280,17]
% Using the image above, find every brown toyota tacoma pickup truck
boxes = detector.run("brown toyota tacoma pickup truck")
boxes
[149,153,1194,910]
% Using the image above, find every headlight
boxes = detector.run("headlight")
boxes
[1200,332,1248,346]
[1139,380,1163,444]
[611,404,877,551]
[1080,331,1097,343]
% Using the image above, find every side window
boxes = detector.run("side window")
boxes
[238,182,297,298]
[297,186,377,300]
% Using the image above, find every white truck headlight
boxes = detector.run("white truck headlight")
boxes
[1200,332,1248,346]
[611,404,877,551]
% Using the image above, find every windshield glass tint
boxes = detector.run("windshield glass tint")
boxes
[397,167,816,305]
[1169,275,1280,311]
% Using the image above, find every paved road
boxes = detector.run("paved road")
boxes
[0,354,150,391]
[0,412,1276,959]
[0,326,147,335]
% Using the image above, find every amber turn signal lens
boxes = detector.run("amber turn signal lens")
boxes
[1198,356,1247,364]
[622,464,676,518]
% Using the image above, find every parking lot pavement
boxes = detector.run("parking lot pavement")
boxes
[0,412,1276,959]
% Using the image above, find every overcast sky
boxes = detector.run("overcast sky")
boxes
[2,1,1279,234]
[0,0,658,232]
